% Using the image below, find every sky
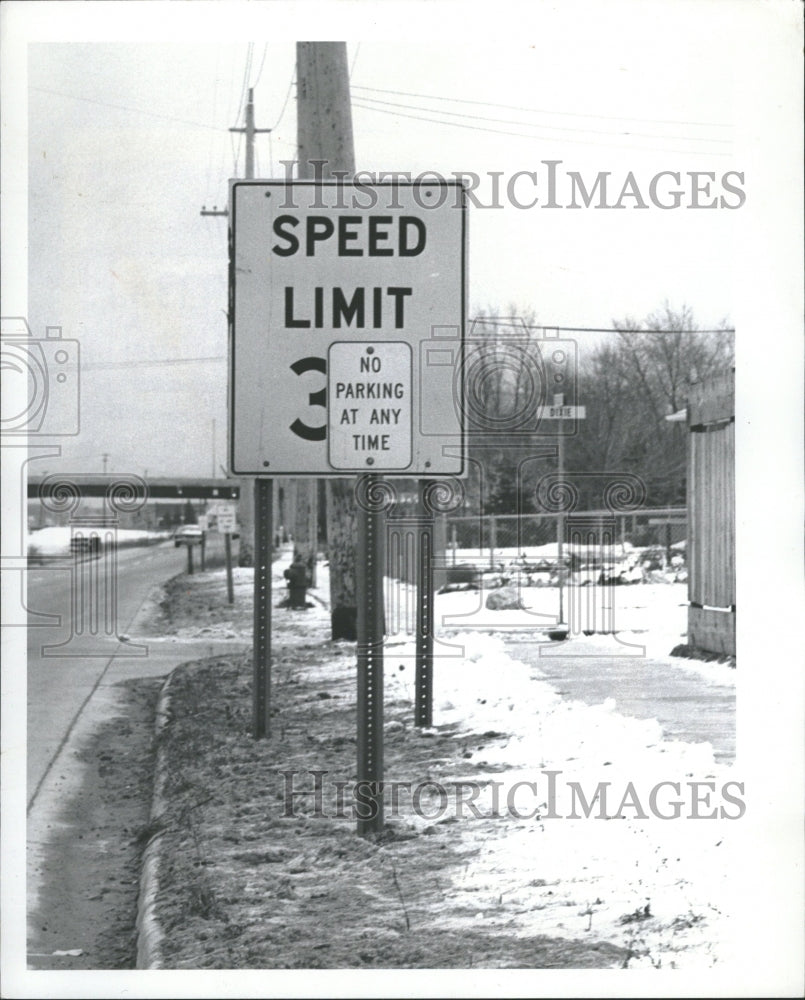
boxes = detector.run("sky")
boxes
[5,2,768,478]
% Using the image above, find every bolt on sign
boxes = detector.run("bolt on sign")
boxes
[229,181,467,476]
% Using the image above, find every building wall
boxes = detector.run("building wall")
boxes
[687,370,735,656]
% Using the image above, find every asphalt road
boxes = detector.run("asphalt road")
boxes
[26,539,197,808]
[22,534,252,971]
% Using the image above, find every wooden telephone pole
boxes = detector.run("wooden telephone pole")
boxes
[295,43,360,639]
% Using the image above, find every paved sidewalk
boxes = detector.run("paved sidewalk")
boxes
[313,558,735,765]
[514,637,735,763]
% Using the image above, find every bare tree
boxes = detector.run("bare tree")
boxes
[573,304,734,506]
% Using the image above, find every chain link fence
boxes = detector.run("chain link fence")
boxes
[443,508,687,577]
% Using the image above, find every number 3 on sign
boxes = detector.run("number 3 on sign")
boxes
[289,356,327,441]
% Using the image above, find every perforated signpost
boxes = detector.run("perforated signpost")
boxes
[209,502,237,604]
[229,180,466,832]
[539,395,586,626]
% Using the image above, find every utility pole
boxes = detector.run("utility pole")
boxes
[292,53,333,591]
[229,87,271,181]
[201,86,270,567]
[296,42,359,639]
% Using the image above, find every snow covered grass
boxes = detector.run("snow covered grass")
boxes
[385,571,696,663]
[151,551,740,969]
[384,606,738,966]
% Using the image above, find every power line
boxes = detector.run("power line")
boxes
[205,46,223,203]
[353,93,731,145]
[217,48,242,195]
[83,356,226,371]
[271,71,296,131]
[82,322,735,372]
[30,85,229,132]
[473,320,735,334]
[350,43,361,79]
[252,44,269,89]
[230,129,242,178]
[236,42,254,127]
[351,100,732,157]
[351,83,732,130]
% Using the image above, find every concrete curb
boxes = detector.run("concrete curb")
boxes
[134,557,326,969]
[135,669,174,970]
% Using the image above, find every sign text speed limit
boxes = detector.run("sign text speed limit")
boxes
[229,181,466,476]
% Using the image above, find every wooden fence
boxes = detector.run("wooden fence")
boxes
[687,370,735,656]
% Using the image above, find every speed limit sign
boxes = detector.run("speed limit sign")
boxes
[228,180,466,477]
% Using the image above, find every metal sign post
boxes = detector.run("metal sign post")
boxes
[535,395,587,627]
[224,532,235,605]
[207,501,237,604]
[355,475,385,834]
[414,480,434,728]
[557,430,565,625]
[252,479,273,738]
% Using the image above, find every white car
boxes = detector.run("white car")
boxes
[173,525,204,547]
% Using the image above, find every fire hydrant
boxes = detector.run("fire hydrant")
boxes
[284,554,310,609]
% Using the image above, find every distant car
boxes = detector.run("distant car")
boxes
[173,525,204,547]
[70,535,101,557]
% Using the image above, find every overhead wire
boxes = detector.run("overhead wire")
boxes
[352,93,731,145]
[351,83,732,130]
[204,46,223,206]
[271,70,296,131]
[217,48,242,193]
[83,356,227,371]
[349,43,361,79]
[230,129,242,177]
[30,86,229,132]
[232,42,254,177]
[236,42,254,126]
[252,44,268,89]
[81,322,734,371]
[351,99,732,157]
[473,320,735,334]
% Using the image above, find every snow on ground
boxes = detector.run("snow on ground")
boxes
[388,570,726,667]
[27,526,170,557]
[381,627,738,967]
[150,550,740,968]
[351,558,738,967]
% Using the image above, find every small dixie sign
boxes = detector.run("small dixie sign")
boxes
[537,404,587,420]
[229,180,466,476]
